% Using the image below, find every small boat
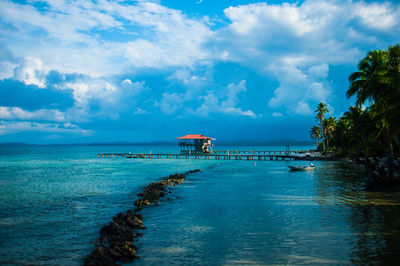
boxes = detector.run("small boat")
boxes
[289,164,315,171]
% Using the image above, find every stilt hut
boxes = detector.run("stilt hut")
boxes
[176,134,215,154]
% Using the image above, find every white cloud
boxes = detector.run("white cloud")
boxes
[308,63,329,79]
[221,80,247,108]
[121,79,148,97]
[268,62,331,115]
[224,2,318,36]
[222,0,400,114]
[169,68,209,86]
[272,112,283,117]
[13,57,46,88]
[134,107,148,115]
[158,92,185,114]
[0,0,213,76]
[156,80,257,118]
[268,64,308,108]
[306,82,330,102]
[0,45,17,80]
[222,1,366,70]
[0,0,121,43]
[223,107,257,117]
[0,120,90,136]
[353,2,399,30]
[193,80,258,118]
[0,107,65,122]
[63,80,117,108]
[295,101,313,115]
[0,61,16,80]
[122,79,133,85]
[50,76,148,120]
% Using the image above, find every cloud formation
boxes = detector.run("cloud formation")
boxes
[0,0,399,142]
[193,80,257,118]
[222,0,400,114]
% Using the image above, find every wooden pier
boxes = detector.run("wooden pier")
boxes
[213,150,310,155]
[98,151,324,161]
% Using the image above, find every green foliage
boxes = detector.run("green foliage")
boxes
[329,43,400,159]
[312,102,330,151]
[309,125,320,147]
[332,106,382,157]
[314,102,329,123]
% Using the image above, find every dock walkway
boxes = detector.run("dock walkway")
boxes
[98,150,327,161]
[213,150,309,155]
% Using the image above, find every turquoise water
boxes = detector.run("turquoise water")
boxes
[1,146,400,265]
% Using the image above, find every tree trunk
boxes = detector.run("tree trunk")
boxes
[394,135,400,149]
[320,121,325,152]
[326,135,330,152]
[384,128,394,167]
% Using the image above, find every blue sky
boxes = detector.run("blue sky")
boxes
[0,0,399,143]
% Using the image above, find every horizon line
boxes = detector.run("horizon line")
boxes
[0,139,314,146]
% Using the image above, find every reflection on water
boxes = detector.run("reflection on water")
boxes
[136,161,400,265]
[316,162,400,264]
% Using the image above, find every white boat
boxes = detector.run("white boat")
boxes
[289,165,316,171]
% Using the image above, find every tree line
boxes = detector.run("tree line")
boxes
[310,44,400,188]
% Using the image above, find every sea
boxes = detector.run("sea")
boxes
[1,145,400,265]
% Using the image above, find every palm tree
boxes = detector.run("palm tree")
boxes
[347,50,389,105]
[314,103,329,151]
[310,125,321,148]
[347,45,400,163]
[332,106,380,158]
[332,117,351,156]
[381,44,400,145]
[322,117,336,151]
[349,107,379,156]
[386,44,400,89]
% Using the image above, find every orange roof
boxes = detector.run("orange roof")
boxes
[176,134,215,140]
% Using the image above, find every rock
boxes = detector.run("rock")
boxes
[126,216,144,229]
[85,170,200,264]
[84,247,118,266]
[109,249,121,259]
[117,242,139,262]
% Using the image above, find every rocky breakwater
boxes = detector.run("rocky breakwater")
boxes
[84,169,201,266]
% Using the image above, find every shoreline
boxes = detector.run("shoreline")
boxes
[84,169,201,265]
[335,156,400,190]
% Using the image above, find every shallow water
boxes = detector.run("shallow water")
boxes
[1,146,400,265]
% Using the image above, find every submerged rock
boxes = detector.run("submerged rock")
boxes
[84,246,119,266]
[84,169,201,265]
[133,174,185,209]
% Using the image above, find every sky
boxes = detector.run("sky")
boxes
[0,0,399,143]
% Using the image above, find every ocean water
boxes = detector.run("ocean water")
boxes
[1,145,400,265]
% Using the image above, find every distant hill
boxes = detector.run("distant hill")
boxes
[217,139,314,146]
[0,141,175,146]
[84,141,176,146]
[0,139,313,146]
[0,142,31,146]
